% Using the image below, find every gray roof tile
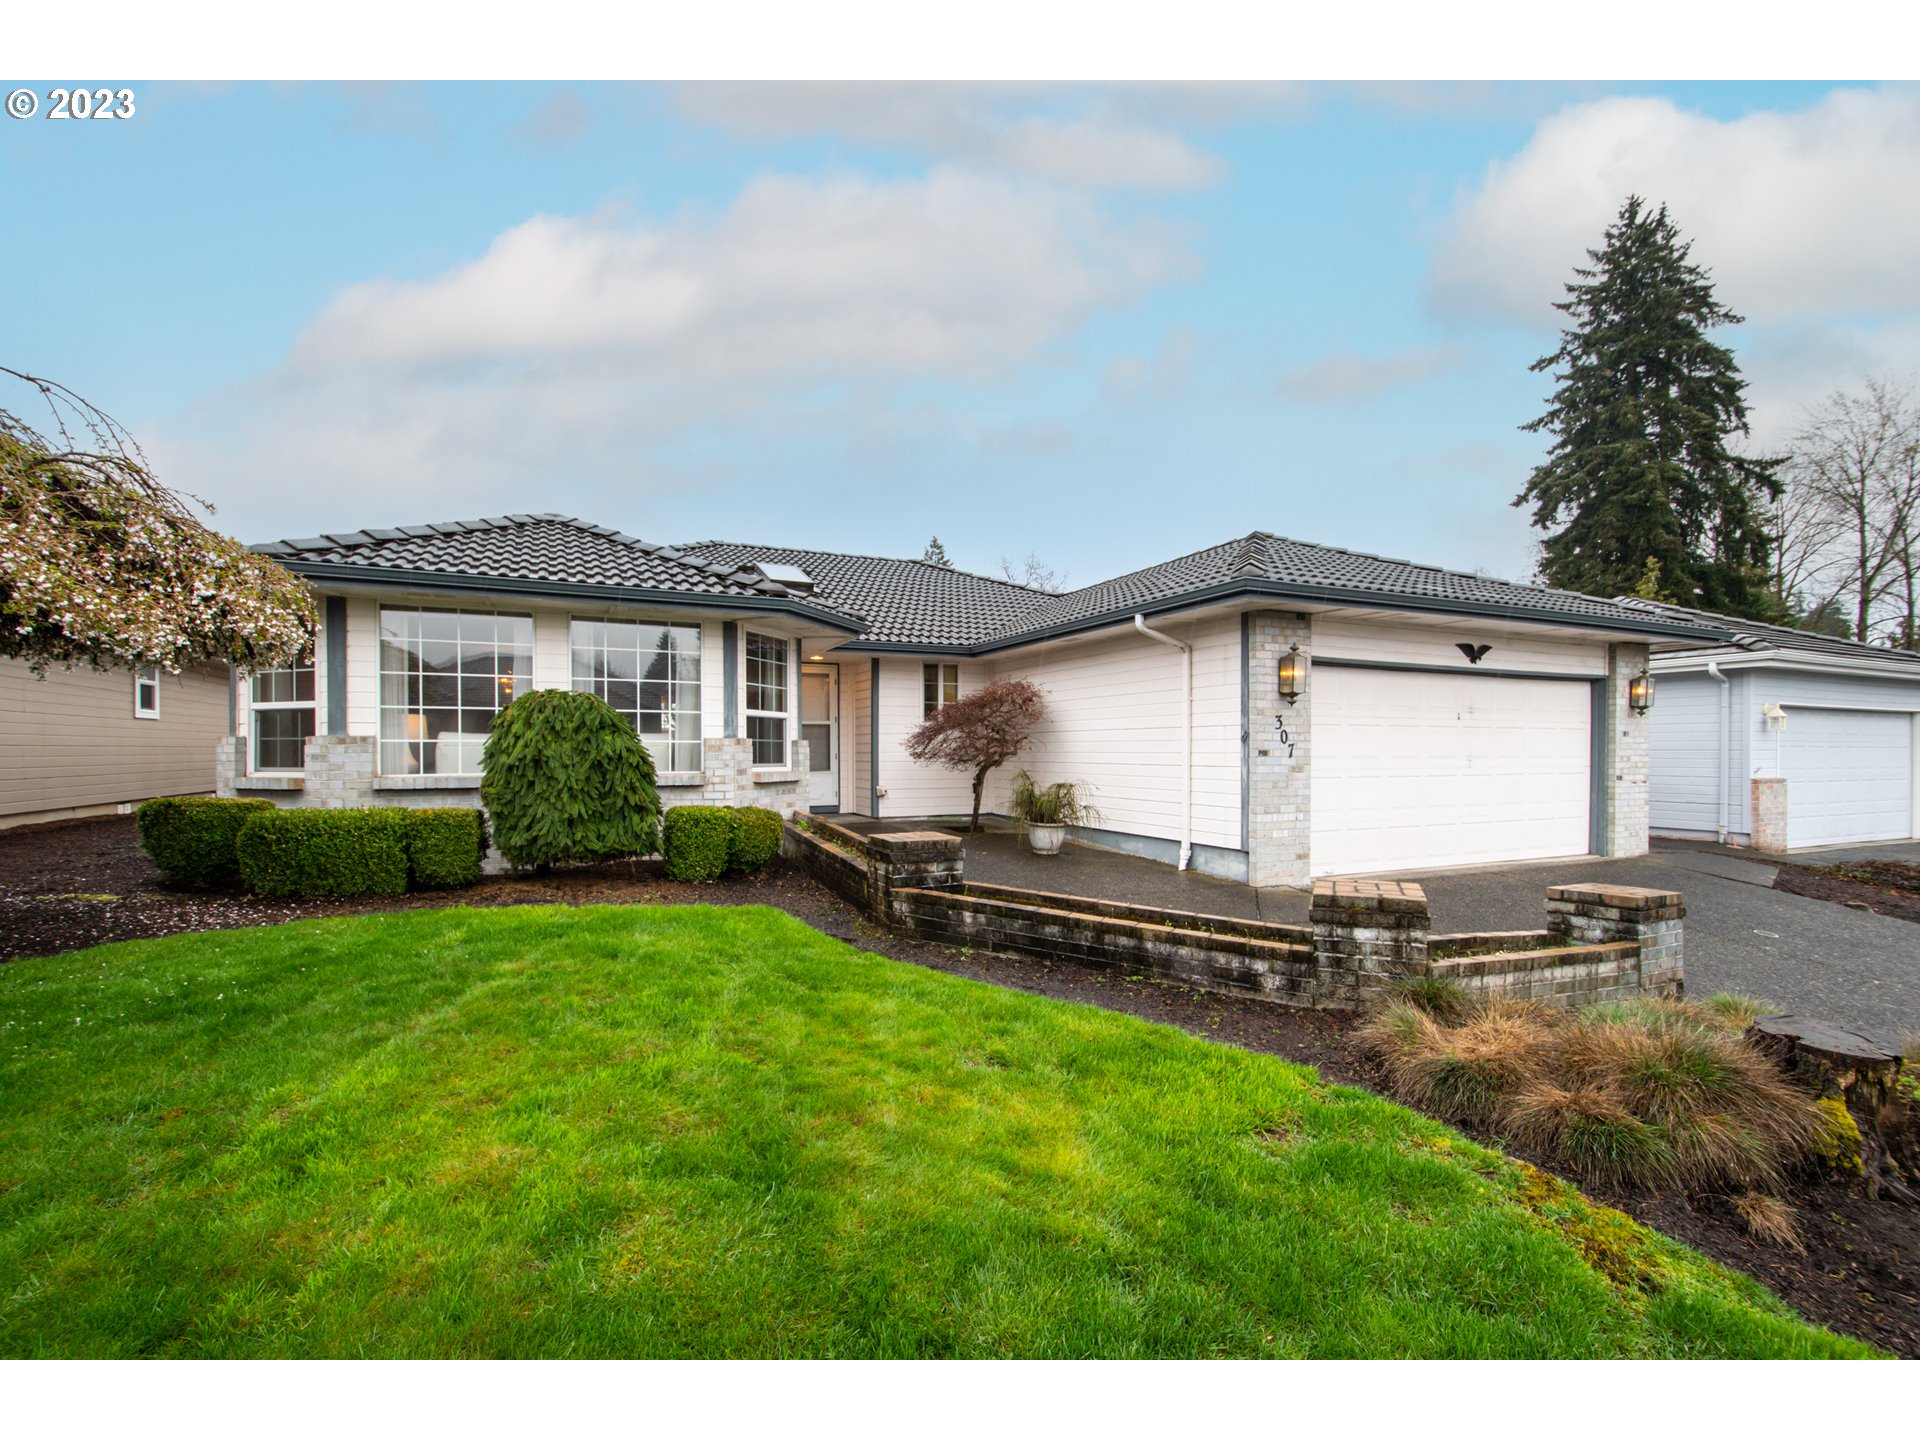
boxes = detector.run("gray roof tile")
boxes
[1615,598,1920,667]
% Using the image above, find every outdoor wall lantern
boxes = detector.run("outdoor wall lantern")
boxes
[1629,669,1656,714]
[1277,645,1306,705]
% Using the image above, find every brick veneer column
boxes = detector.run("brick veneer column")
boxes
[1246,611,1313,888]
[1602,642,1652,857]
[866,830,964,923]
[1546,882,1685,998]
[1309,879,1431,1006]
[1750,777,1789,853]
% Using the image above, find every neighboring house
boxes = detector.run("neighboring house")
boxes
[1,656,229,829]
[221,513,1732,884]
[1627,598,1920,851]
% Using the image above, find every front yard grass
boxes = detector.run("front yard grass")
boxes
[0,905,1875,1357]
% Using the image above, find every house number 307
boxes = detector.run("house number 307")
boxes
[1273,718,1294,758]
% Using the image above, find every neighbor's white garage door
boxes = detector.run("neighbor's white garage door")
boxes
[1782,708,1914,848]
[1310,667,1592,876]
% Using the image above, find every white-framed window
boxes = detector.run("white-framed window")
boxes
[922,662,959,717]
[133,665,161,719]
[571,617,703,773]
[378,607,533,775]
[250,646,316,771]
[745,631,790,767]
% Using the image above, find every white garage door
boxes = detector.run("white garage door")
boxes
[1311,667,1593,877]
[1782,708,1914,848]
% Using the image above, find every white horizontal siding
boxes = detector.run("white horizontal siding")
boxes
[873,656,996,817]
[847,659,873,815]
[981,613,1244,851]
[1312,613,1607,677]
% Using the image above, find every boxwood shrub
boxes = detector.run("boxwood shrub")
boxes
[662,805,732,882]
[727,806,784,876]
[137,796,274,886]
[406,807,489,889]
[236,808,410,898]
[480,690,660,870]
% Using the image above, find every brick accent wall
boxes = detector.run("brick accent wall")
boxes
[1751,776,1789,853]
[1309,879,1430,1006]
[1245,610,1313,888]
[1603,642,1652,857]
[1544,882,1685,999]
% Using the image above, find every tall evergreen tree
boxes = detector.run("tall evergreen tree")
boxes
[922,536,952,567]
[1515,196,1782,616]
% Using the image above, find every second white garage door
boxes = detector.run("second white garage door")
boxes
[1782,707,1914,848]
[1310,666,1593,877]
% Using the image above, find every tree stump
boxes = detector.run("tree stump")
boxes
[1746,1015,1914,1202]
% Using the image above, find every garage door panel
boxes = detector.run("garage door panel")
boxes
[1311,668,1592,876]
[1782,709,1914,848]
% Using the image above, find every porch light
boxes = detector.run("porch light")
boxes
[1629,669,1655,714]
[1277,645,1305,705]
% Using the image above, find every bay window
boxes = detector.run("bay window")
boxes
[379,608,533,775]
[745,631,790,767]
[249,646,316,771]
[571,618,703,772]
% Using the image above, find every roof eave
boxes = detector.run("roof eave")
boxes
[1651,646,1920,680]
[276,560,868,636]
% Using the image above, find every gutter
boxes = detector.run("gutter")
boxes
[1706,660,1731,844]
[1133,614,1193,871]
[1652,647,1920,682]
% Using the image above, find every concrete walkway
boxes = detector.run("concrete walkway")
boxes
[837,818,1919,1039]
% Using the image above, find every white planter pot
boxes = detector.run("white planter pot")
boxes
[1027,823,1067,856]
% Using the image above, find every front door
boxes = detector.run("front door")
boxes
[800,666,839,810]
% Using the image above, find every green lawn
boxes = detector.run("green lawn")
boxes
[0,905,1873,1358]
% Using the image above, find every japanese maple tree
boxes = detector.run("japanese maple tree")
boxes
[902,677,1046,831]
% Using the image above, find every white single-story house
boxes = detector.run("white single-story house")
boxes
[2,656,230,829]
[219,514,1736,885]
[1627,599,1920,851]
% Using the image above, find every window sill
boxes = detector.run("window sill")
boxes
[656,771,706,788]
[374,774,482,792]
[751,767,804,786]
[235,775,304,792]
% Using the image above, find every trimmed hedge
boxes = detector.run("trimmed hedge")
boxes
[236,808,410,898]
[480,690,660,870]
[727,806,783,876]
[662,805,732,883]
[137,796,274,886]
[407,808,489,889]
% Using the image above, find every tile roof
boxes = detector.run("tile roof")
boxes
[1614,597,1920,668]
[677,542,1048,646]
[973,532,1733,647]
[251,514,863,628]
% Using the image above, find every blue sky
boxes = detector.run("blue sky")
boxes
[5,80,1915,587]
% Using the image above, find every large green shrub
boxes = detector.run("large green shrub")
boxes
[235,808,409,898]
[663,805,732,882]
[727,806,784,876]
[137,796,273,885]
[406,807,489,889]
[480,690,660,870]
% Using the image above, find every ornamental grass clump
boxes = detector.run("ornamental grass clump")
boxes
[480,690,659,871]
[1360,990,1825,1193]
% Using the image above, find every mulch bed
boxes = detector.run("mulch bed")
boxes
[2,815,1915,1356]
[1773,859,1920,926]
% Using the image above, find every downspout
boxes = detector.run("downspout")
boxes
[1706,660,1730,844]
[1134,614,1193,870]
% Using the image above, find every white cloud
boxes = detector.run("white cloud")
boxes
[170,168,1191,539]
[1274,345,1465,402]
[1431,87,1920,326]
[673,83,1227,191]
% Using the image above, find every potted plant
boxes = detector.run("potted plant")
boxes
[1008,770,1098,856]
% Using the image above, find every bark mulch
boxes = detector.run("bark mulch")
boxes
[1773,859,1920,926]
[2,815,1914,1356]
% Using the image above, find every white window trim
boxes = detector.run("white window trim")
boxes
[376,605,534,777]
[922,662,959,718]
[744,630,792,770]
[133,665,161,719]
[248,662,317,774]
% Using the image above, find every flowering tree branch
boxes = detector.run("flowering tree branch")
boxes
[0,366,316,675]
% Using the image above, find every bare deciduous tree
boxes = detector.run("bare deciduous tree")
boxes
[1783,377,1920,645]
[998,552,1066,593]
[901,678,1046,831]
